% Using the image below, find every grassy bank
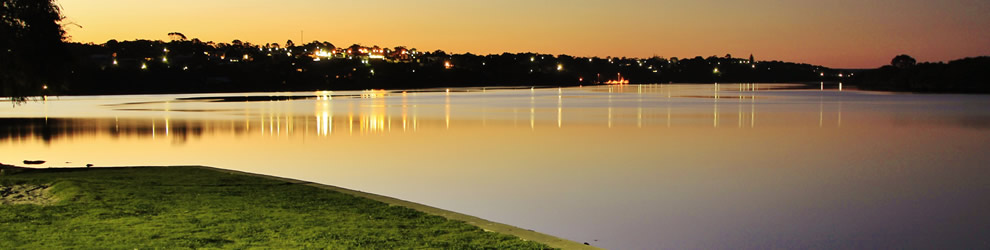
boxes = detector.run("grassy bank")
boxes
[0,166,555,249]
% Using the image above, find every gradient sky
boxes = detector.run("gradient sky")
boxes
[59,0,989,68]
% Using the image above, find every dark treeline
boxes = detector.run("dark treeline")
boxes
[1,0,69,99]
[4,0,988,97]
[59,39,844,95]
[850,55,990,93]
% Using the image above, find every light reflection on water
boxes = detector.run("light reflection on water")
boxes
[3,84,990,249]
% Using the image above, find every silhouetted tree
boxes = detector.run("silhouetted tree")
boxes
[853,55,989,93]
[285,40,295,48]
[348,44,364,55]
[167,32,187,41]
[1,0,68,99]
[891,54,916,68]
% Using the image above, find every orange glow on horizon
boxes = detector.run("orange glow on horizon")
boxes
[58,0,990,68]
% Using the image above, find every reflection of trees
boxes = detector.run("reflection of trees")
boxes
[0,118,215,144]
[0,110,469,143]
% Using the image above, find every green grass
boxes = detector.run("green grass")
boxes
[0,166,553,249]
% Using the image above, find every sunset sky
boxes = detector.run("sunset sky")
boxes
[59,0,989,68]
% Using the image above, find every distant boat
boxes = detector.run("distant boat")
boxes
[23,160,46,165]
[604,76,629,85]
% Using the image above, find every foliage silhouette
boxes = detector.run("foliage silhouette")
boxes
[1,0,68,99]
[30,38,858,95]
[852,55,990,93]
[891,54,916,69]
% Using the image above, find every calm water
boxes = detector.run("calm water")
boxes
[3,84,990,249]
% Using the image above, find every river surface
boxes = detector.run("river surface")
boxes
[3,83,990,249]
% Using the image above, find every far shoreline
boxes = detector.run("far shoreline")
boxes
[3,81,853,101]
